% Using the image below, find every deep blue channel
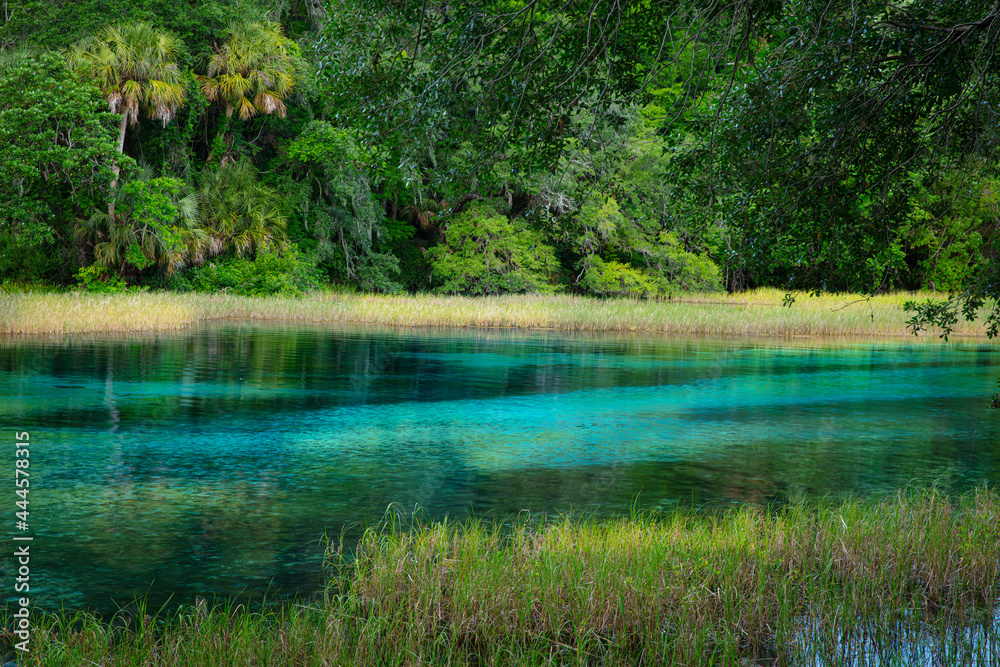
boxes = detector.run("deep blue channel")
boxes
[1,322,998,615]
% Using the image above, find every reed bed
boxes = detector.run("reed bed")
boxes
[0,288,992,337]
[8,488,1000,665]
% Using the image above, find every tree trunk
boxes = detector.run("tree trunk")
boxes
[108,113,128,221]
[305,0,327,28]
[269,0,287,23]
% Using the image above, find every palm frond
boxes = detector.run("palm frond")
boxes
[200,20,295,122]
[68,21,186,134]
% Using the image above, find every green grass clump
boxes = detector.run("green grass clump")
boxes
[7,488,1000,665]
[1,288,994,337]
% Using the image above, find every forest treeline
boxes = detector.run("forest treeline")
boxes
[2,0,1000,312]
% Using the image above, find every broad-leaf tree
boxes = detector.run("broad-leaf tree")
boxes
[276,120,401,290]
[315,0,756,182]
[696,0,1000,330]
[0,52,121,281]
[428,203,559,295]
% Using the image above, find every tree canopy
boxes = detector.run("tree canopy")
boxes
[0,0,998,330]
[0,52,121,248]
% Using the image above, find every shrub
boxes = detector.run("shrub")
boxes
[76,175,201,278]
[578,257,660,298]
[901,166,1000,291]
[0,230,67,285]
[428,204,559,295]
[355,252,404,294]
[172,245,321,296]
[75,265,131,293]
[640,232,723,292]
[577,232,723,298]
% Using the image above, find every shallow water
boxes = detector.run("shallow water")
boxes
[1,322,998,614]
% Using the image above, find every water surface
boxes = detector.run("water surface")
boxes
[1,323,998,614]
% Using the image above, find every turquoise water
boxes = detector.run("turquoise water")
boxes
[1,322,998,614]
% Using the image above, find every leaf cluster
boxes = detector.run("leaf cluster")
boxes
[428,204,559,295]
[0,53,121,246]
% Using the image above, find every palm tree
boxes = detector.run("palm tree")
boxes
[78,160,288,278]
[197,159,288,258]
[76,166,205,279]
[201,20,295,120]
[199,20,295,163]
[68,22,187,217]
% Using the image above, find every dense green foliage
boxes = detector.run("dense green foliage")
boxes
[0,52,121,282]
[76,175,197,278]
[2,0,999,313]
[170,245,320,296]
[428,203,559,295]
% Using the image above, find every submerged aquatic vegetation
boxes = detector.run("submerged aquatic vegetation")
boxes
[0,288,993,337]
[7,488,1000,665]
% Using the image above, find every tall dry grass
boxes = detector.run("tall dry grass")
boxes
[1,289,992,337]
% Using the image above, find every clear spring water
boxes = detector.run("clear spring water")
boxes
[1,322,998,615]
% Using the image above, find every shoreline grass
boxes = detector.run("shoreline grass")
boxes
[8,488,1000,665]
[1,288,995,338]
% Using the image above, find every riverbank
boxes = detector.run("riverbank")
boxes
[0,288,990,337]
[9,488,1000,666]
